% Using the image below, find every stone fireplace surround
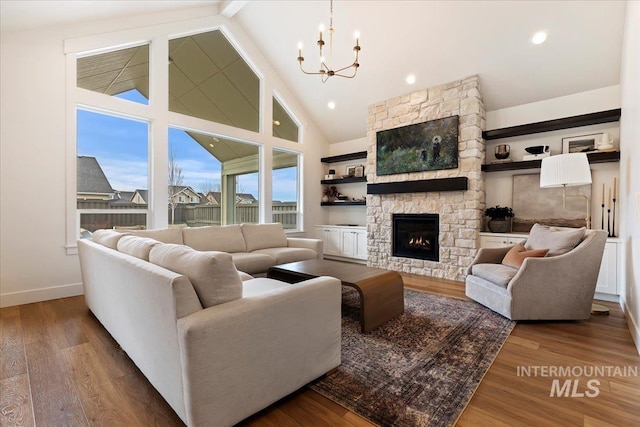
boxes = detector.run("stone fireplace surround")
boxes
[366,75,486,281]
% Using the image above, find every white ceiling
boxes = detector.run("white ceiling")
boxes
[1,1,627,143]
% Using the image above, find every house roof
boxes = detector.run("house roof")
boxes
[133,189,148,202]
[77,156,113,195]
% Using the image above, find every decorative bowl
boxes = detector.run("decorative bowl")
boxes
[525,145,547,155]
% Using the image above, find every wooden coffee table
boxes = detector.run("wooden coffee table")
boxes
[267,259,404,333]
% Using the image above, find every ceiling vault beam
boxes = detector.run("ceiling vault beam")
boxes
[220,1,249,19]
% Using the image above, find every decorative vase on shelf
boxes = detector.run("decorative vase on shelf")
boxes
[488,218,512,233]
[322,195,330,203]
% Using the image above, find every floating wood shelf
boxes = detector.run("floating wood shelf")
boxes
[481,151,620,172]
[321,151,367,163]
[321,176,367,184]
[367,177,468,194]
[482,109,621,140]
[321,201,366,206]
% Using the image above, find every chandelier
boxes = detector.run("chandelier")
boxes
[297,0,361,83]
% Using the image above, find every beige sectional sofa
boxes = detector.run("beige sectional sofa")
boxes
[78,225,341,427]
[127,223,322,274]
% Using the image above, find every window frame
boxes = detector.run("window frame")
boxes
[65,16,306,255]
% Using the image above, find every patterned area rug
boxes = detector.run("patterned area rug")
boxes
[309,288,515,427]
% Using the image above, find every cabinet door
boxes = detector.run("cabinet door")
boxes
[341,230,356,258]
[480,236,513,248]
[323,228,342,256]
[595,243,618,295]
[354,230,368,260]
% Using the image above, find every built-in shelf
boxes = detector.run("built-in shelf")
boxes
[321,201,366,206]
[481,151,620,172]
[321,151,367,163]
[321,176,367,185]
[482,109,621,140]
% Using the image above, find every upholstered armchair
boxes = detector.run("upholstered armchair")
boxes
[465,226,607,320]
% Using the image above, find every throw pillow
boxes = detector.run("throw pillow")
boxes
[241,223,287,252]
[129,228,184,245]
[524,223,586,256]
[149,244,242,308]
[502,243,549,269]
[117,235,161,261]
[91,229,127,250]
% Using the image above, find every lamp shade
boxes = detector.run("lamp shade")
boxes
[540,153,592,188]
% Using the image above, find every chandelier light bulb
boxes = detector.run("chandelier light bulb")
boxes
[297,42,303,49]
[319,24,325,32]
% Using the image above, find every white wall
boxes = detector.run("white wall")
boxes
[619,0,640,354]
[484,87,621,234]
[0,8,329,307]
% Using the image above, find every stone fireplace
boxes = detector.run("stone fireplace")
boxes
[392,214,439,262]
[366,76,486,281]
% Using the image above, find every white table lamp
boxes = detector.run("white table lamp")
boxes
[540,152,592,229]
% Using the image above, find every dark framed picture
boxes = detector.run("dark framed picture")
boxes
[376,115,459,175]
[345,165,357,177]
[354,165,364,177]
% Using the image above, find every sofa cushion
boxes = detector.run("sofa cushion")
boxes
[182,225,246,253]
[524,223,585,256]
[242,277,292,298]
[471,263,519,288]
[91,229,127,250]
[253,247,318,264]
[241,223,287,252]
[129,228,184,245]
[117,235,162,261]
[501,243,549,269]
[149,244,242,308]
[231,252,277,275]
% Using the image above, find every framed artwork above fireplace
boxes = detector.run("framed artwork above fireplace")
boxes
[376,115,459,176]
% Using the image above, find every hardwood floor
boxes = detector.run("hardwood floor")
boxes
[1,274,638,426]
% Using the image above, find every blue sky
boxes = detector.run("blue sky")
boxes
[77,90,297,202]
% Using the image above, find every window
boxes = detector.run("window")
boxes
[169,30,259,132]
[68,20,307,252]
[168,128,259,227]
[272,148,299,229]
[77,110,148,234]
[77,44,149,105]
[272,97,299,142]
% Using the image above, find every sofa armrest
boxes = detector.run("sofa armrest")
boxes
[465,245,512,275]
[177,276,341,427]
[287,237,323,259]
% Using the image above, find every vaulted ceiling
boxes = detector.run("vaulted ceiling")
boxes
[1,0,627,143]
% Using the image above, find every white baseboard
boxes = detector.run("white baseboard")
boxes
[622,296,640,356]
[0,283,84,308]
[594,292,620,303]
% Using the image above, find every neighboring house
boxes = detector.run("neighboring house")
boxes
[76,156,116,200]
[236,193,257,204]
[131,189,148,204]
[169,185,201,205]
[203,191,221,206]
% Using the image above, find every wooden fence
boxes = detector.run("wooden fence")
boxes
[78,200,298,231]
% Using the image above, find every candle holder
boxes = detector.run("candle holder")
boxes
[612,198,617,237]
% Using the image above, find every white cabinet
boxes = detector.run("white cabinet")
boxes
[478,232,622,300]
[315,225,367,262]
[595,239,621,298]
[479,233,527,248]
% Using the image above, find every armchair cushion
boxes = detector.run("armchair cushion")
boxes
[149,244,242,308]
[502,243,549,269]
[524,223,585,256]
[471,264,519,288]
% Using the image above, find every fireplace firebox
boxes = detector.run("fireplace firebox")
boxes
[392,214,439,261]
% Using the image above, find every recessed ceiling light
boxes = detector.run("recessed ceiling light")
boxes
[273,120,281,126]
[531,31,547,45]
[209,143,214,148]
[406,74,416,84]
[328,101,336,110]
